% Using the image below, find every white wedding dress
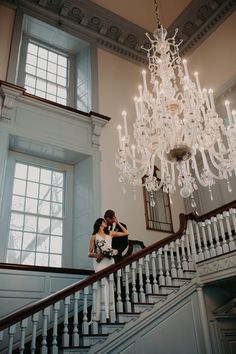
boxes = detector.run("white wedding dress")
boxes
[93,234,115,321]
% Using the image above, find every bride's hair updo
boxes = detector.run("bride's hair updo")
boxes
[92,218,105,235]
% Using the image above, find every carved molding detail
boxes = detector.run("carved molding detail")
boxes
[0,85,22,121]
[2,0,235,65]
[197,252,236,283]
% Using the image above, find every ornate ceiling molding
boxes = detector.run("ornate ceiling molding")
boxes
[1,0,236,65]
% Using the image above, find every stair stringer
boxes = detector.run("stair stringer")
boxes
[88,278,209,354]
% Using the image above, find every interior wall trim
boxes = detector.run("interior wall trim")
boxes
[1,0,236,64]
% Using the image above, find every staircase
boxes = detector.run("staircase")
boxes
[0,201,236,354]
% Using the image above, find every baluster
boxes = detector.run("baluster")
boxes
[158,248,165,286]
[41,307,50,354]
[0,330,3,343]
[188,221,198,263]
[138,258,145,302]
[199,222,210,259]
[100,278,107,323]
[229,208,236,234]
[109,273,116,322]
[151,251,159,293]
[124,265,132,311]
[131,262,138,303]
[163,245,172,286]
[217,214,229,253]
[51,302,60,354]
[82,287,89,333]
[211,216,223,256]
[144,255,152,293]
[19,318,28,354]
[206,219,216,257]
[91,283,98,334]
[72,291,80,345]
[62,296,70,347]
[8,325,16,354]
[180,235,188,270]
[116,269,123,312]
[223,211,236,251]
[31,313,39,354]
[194,222,204,261]
[185,231,194,270]
[175,239,183,277]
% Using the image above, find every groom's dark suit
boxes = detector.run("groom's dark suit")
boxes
[106,222,128,262]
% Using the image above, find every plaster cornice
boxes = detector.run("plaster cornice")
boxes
[1,0,236,65]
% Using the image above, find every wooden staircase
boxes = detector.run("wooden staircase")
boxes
[0,200,235,354]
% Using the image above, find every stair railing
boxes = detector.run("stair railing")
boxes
[0,200,235,353]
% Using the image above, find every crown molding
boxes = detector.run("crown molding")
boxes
[1,0,236,64]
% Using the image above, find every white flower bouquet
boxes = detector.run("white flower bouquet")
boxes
[95,239,118,259]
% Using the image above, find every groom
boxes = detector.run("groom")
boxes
[104,209,128,262]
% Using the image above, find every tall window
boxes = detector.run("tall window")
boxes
[7,162,64,267]
[24,41,68,105]
[143,169,173,233]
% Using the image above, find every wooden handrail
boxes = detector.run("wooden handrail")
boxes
[187,200,236,222]
[0,200,235,331]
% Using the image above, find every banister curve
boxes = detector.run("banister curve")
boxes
[0,200,235,331]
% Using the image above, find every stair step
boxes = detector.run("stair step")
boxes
[116,311,141,323]
[80,334,108,347]
[146,293,167,303]
[132,302,154,313]
[172,278,190,286]
[183,270,196,278]
[160,285,179,295]
[60,346,90,354]
[99,322,125,334]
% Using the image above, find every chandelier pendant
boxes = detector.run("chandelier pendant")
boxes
[115,2,236,206]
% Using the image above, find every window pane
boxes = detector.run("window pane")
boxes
[51,202,62,217]
[22,251,35,265]
[38,200,50,216]
[28,43,38,55]
[26,181,39,198]
[39,184,51,201]
[57,76,66,86]
[7,250,21,264]
[13,179,26,196]
[37,57,47,70]
[57,66,67,78]
[36,252,48,266]
[37,234,49,252]
[48,51,57,63]
[58,55,67,67]
[25,215,37,232]
[38,47,48,59]
[8,230,23,249]
[49,254,61,267]
[41,169,52,185]
[47,72,56,83]
[25,198,38,213]
[23,232,36,251]
[57,86,67,98]
[47,82,57,95]
[25,75,36,88]
[38,217,50,234]
[50,236,62,253]
[10,212,24,230]
[51,219,62,235]
[52,171,63,187]
[36,78,46,91]
[26,64,36,75]
[52,187,63,203]
[57,97,66,105]
[28,166,40,182]
[27,53,37,66]
[48,62,57,74]
[36,68,47,79]
[12,195,25,211]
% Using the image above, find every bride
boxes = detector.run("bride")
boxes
[88,217,129,321]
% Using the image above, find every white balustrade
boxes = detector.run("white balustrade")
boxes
[72,292,80,344]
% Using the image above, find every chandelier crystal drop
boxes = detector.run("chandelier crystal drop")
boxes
[115,4,236,205]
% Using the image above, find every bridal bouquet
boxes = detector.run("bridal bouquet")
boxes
[95,239,118,259]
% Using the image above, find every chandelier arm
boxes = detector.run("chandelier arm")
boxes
[201,150,228,180]
[208,150,231,177]
[191,156,211,188]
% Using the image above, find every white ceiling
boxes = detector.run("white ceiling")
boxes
[91,0,191,31]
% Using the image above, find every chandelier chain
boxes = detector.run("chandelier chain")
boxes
[154,0,161,28]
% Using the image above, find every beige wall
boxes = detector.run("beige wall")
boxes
[0,5,15,81]
[188,12,236,92]
[97,49,185,246]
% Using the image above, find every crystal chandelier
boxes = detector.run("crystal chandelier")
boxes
[115,0,236,207]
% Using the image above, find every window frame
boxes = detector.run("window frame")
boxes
[18,34,76,107]
[142,168,173,233]
[0,151,73,268]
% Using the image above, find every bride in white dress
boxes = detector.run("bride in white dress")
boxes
[88,217,129,321]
